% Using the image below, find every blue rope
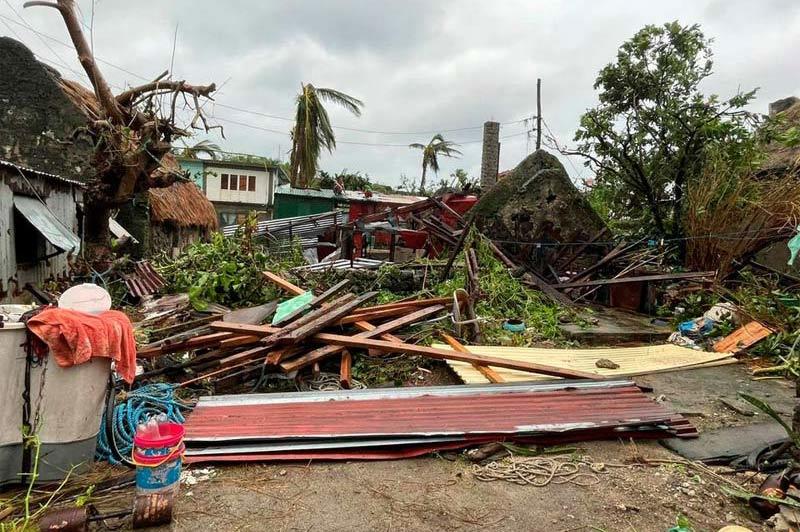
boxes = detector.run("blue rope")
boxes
[96,383,191,465]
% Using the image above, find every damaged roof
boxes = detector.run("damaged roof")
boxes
[148,180,219,230]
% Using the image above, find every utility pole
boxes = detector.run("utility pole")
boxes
[536,78,542,151]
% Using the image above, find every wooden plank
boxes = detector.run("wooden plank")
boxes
[262,293,355,344]
[136,331,234,358]
[279,305,445,372]
[264,292,376,346]
[295,335,600,380]
[352,320,404,345]
[218,335,262,349]
[178,345,270,387]
[441,334,504,383]
[565,240,637,285]
[265,347,301,366]
[714,321,772,353]
[230,317,599,379]
[553,271,716,289]
[521,270,574,306]
[350,296,463,315]
[262,271,305,295]
[339,350,352,389]
[556,227,609,270]
[273,279,350,326]
[338,306,411,325]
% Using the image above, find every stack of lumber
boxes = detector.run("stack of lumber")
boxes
[135,271,600,389]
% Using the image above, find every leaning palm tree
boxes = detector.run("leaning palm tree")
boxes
[177,139,221,159]
[409,134,462,194]
[289,83,364,188]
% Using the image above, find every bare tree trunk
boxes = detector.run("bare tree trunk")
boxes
[419,165,427,195]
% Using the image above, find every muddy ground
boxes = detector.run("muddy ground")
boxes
[145,364,792,532]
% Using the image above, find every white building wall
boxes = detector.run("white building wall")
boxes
[204,165,275,206]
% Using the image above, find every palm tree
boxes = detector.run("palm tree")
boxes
[177,139,221,159]
[289,83,364,188]
[409,134,462,194]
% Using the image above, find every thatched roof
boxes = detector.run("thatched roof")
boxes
[762,100,800,173]
[148,181,219,230]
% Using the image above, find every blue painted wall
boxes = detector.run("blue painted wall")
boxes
[179,159,205,189]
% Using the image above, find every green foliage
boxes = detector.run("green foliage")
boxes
[429,236,565,344]
[315,169,395,194]
[156,218,305,310]
[575,21,759,238]
[290,84,364,188]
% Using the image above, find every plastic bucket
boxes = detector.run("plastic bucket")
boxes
[133,443,184,494]
[133,422,185,458]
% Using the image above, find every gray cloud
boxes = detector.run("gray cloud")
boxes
[2,0,799,187]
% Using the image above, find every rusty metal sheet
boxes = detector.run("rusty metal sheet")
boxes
[183,381,695,458]
[123,261,167,299]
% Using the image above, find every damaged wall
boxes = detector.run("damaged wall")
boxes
[472,149,607,271]
[0,167,82,301]
[0,37,93,182]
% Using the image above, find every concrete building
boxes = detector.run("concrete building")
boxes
[178,158,288,226]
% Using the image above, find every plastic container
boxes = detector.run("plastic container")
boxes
[133,443,184,494]
[133,422,185,494]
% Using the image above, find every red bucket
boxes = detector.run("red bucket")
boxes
[134,422,185,458]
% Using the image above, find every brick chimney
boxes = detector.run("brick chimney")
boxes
[480,121,500,189]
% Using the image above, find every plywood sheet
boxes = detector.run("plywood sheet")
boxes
[434,343,737,384]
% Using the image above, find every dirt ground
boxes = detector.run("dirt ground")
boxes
[144,364,792,532]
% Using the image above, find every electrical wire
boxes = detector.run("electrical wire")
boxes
[0,13,535,139]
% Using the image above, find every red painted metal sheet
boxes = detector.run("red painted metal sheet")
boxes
[183,383,694,444]
[124,261,166,298]
[184,424,695,464]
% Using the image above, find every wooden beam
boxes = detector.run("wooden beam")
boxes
[304,335,599,379]
[263,292,376,346]
[279,305,445,372]
[262,271,305,295]
[553,271,716,289]
[136,331,234,358]
[273,279,350,326]
[556,227,609,270]
[441,334,504,383]
[339,350,352,389]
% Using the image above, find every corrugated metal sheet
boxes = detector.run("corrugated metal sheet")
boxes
[13,195,80,253]
[435,343,738,385]
[221,210,348,239]
[123,261,167,298]
[182,380,695,463]
[0,159,84,186]
[292,258,389,272]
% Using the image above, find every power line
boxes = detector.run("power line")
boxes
[1,0,90,84]
[0,14,534,139]
[213,115,530,147]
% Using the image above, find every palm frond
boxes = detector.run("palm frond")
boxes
[409,143,426,150]
[316,87,364,117]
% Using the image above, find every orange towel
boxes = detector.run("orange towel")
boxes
[27,307,137,384]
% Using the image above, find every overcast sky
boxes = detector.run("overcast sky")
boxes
[2,0,799,187]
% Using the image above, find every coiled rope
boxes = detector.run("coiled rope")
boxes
[472,455,607,487]
[96,383,192,465]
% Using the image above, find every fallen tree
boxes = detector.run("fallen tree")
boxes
[25,0,219,251]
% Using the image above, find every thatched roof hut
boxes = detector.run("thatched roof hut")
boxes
[148,179,219,230]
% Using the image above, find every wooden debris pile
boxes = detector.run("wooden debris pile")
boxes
[135,271,599,391]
